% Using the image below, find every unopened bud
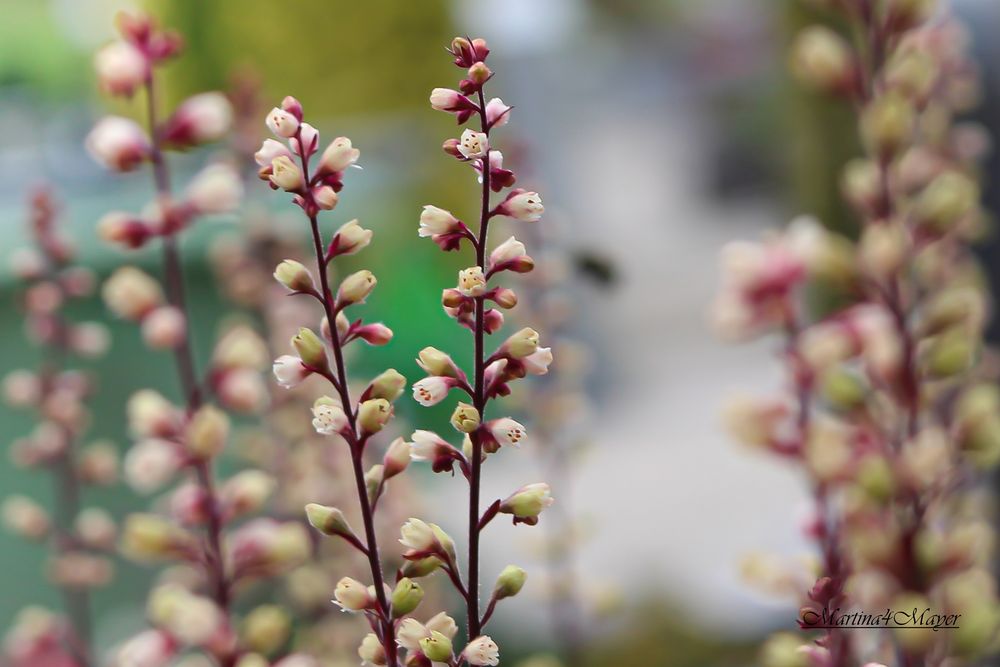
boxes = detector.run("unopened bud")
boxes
[330,219,373,256]
[334,577,375,611]
[305,503,355,539]
[359,633,387,666]
[419,632,454,663]
[503,328,540,358]
[269,156,304,191]
[383,437,410,479]
[913,171,979,232]
[221,470,275,517]
[493,565,527,600]
[499,483,553,525]
[141,306,187,349]
[291,328,328,370]
[417,347,460,377]
[923,329,975,378]
[273,260,315,292]
[859,221,906,280]
[790,26,854,93]
[365,369,406,402]
[468,61,491,85]
[185,405,229,460]
[358,398,392,436]
[336,270,377,306]
[861,93,915,158]
[2,495,50,541]
[391,578,424,616]
[242,605,291,655]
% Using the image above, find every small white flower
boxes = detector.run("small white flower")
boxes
[489,418,528,448]
[333,577,373,611]
[463,635,500,666]
[502,190,544,222]
[485,98,512,127]
[272,355,309,388]
[409,430,448,461]
[311,398,348,435]
[255,138,293,167]
[116,630,174,667]
[412,377,452,406]
[419,205,460,237]
[174,92,233,143]
[266,107,299,138]
[319,136,360,173]
[425,611,459,640]
[489,236,527,269]
[85,116,150,172]
[457,266,487,297]
[399,517,436,551]
[396,618,429,651]
[458,128,489,158]
[522,347,553,375]
[269,156,305,191]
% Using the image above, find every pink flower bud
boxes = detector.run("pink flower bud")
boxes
[185,163,243,214]
[124,438,182,494]
[116,630,177,667]
[169,482,211,525]
[266,106,300,138]
[162,92,233,147]
[85,116,150,172]
[216,368,268,414]
[273,354,310,388]
[254,138,293,169]
[318,136,360,175]
[3,370,41,408]
[98,211,153,248]
[292,122,319,158]
[485,98,512,128]
[141,305,187,349]
[430,87,467,112]
[483,308,504,333]
[281,95,303,120]
[488,236,534,273]
[70,322,111,358]
[353,322,393,346]
[312,185,339,210]
[383,437,411,479]
[127,389,181,438]
[94,41,147,96]
[496,189,544,222]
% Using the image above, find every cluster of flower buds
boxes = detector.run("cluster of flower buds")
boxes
[259,97,416,666]
[723,4,1000,666]
[2,190,115,667]
[89,11,240,249]
[255,96,360,218]
[393,34,556,664]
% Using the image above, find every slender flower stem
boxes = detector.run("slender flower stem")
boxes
[142,76,231,634]
[304,206,397,666]
[467,86,493,641]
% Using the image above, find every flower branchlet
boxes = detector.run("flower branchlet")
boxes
[721,4,1000,665]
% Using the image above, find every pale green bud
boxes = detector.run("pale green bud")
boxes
[291,327,328,370]
[366,369,406,402]
[358,398,392,436]
[913,171,979,231]
[417,347,458,377]
[305,503,355,539]
[185,405,229,460]
[861,92,915,158]
[273,259,314,293]
[503,327,540,358]
[336,269,377,306]
[923,329,975,378]
[499,483,553,523]
[789,26,853,93]
[856,456,895,503]
[399,556,442,578]
[419,631,454,662]
[818,368,866,411]
[365,464,384,502]
[493,565,527,600]
[242,605,290,656]
[390,577,424,616]
[450,402,480,433]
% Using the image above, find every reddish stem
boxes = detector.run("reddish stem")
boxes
[142,76,232,661]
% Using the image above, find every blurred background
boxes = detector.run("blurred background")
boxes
[3,0,1000,665]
